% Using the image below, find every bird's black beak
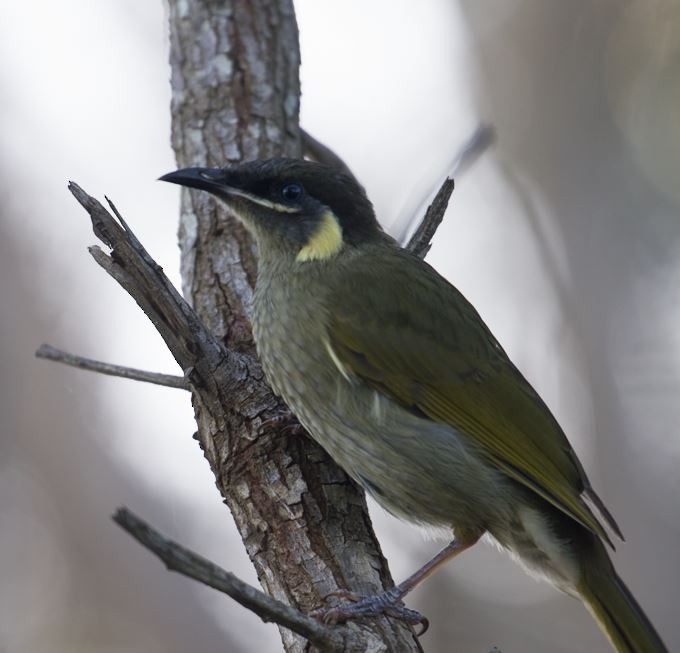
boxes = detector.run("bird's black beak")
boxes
[159,166,226,193]
[160,164,302,214]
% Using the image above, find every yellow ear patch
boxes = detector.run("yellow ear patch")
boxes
[296,210,343,262]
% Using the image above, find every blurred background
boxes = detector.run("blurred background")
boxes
[1,1,679,651]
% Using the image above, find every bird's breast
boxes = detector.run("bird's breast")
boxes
[251,267,515,533]
[252,268,334,404]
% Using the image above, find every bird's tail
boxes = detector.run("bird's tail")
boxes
[577,539,667,653]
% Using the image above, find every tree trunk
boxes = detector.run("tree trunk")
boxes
[166,2,422,651]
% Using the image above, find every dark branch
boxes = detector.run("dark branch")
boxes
[113,508,344,651]
[35,343,190,390]
[406,178,456,259]
[405,124,496,258]
[65,181,270,416]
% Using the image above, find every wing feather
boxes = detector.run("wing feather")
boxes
[328,247,619,546]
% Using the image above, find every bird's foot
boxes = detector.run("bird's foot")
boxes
[258,409,305,437]
[311,587,429,636]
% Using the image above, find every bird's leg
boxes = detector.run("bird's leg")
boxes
[386,535,479,598]
[312,536,479,635]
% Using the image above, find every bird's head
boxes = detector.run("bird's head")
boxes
[160,158,384,264]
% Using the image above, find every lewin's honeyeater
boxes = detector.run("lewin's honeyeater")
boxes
[161,158,667,652]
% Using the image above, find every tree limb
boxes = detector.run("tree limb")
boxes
[66,181,266,411]
[113,507,344,652]
[35,343,190,390]
[165,2,423,651]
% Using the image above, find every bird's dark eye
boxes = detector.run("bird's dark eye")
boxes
[281,182,303,202]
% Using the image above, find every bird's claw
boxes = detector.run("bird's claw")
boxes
[311,588,429,636]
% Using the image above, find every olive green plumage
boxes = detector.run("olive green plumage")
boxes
[161,158,667,652]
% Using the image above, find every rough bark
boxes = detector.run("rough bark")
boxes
[166,2,422,651]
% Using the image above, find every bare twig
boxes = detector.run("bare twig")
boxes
[113,508,344,652]
[302,129,360,186]
[406,178,456,259]
[35,343,190,390]
[65,181,265,415]
[401,124,497,257]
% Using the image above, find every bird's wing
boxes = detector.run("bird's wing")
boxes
[327,247,618,546]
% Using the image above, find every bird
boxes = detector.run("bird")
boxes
[161,157,667,652]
